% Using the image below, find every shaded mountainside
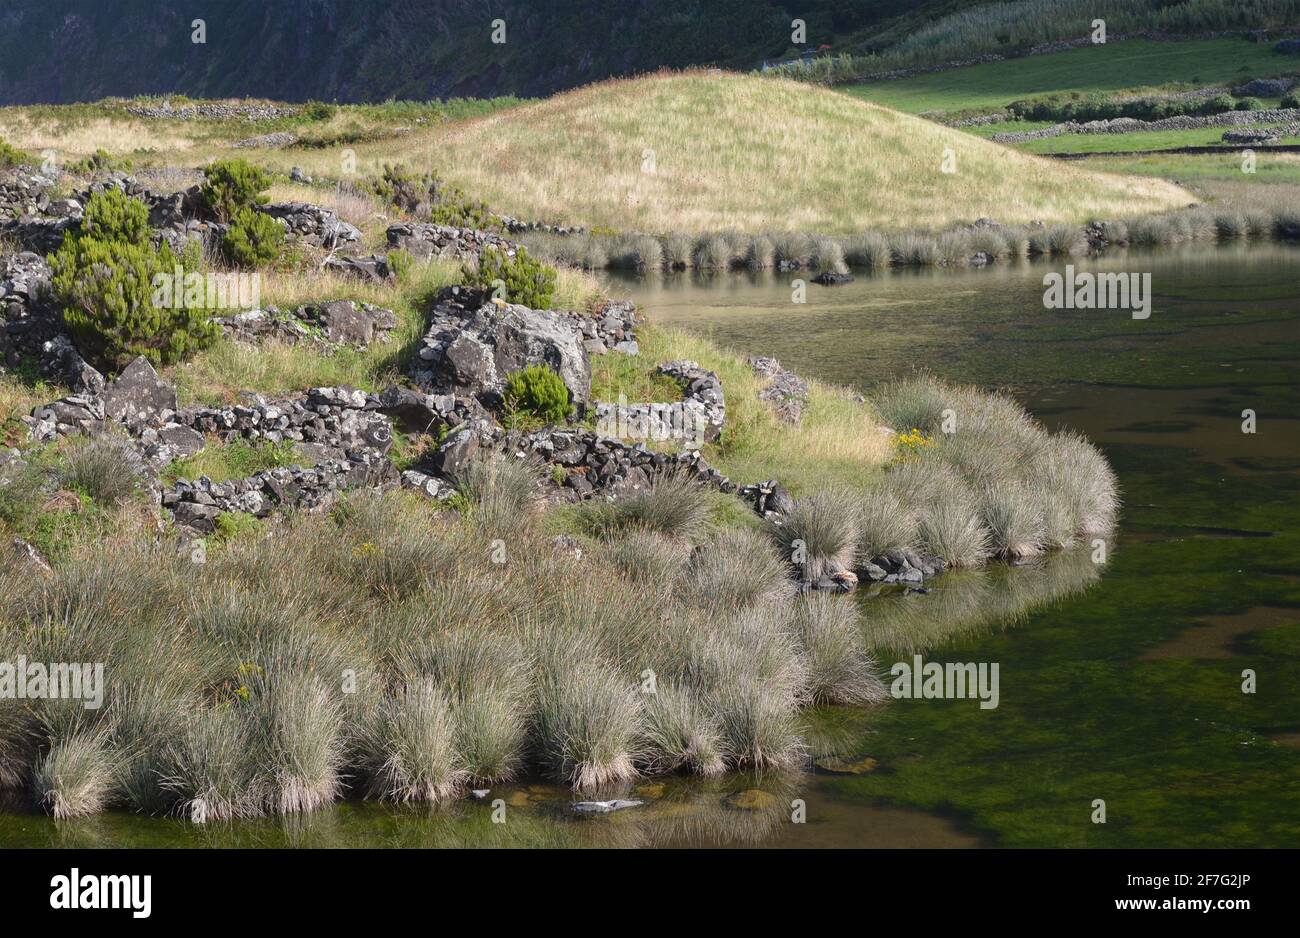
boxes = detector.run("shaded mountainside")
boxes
[0,0,928,104]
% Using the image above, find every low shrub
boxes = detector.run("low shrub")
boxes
[49,190,218,372]
[201,158,273,223]
[220,207,284,268]
[368,163,491,228]
[503,364,570,425]
[65,148,133,176]
[0,137,33,168]
[461,246,556,310]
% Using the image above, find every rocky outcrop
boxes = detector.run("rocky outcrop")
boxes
[593,360,725,446]
[163,459,396,532]
[993,107,1300,143]
[410,286,591,411]
[124,102,300,121]
[3,172,361,257]
[566,299,640,356]
[231,132,299,149]
[322,254,393,282]
[0,167,57,219]
[748,356,808,425]
[502,426,732,499]
[494,215,584,236]
[213,300,398,348]
[739,479,795,520]
[261,202,361,250]
[1222,126,1299,145]
[386,223,517,261]
[0,252,59,367]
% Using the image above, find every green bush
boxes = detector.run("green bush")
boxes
[201,158,272,222]
[1282,92,1300,109]
[49,190,218,372]
[0,137,35,168]
[369,163,491,228]
[221,207,284,268]
[386,248,414,283]
[503,364,570,425]
[461,246,556,310]
[1233,97,1264,111]
[65,149,133,176]
[80,186,151,244]
[302,101,336,122]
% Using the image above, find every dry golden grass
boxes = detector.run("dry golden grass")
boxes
[362,70,1190,233]
[0,114,197,162]
[4,73,1190,235]
[618,326,892,493]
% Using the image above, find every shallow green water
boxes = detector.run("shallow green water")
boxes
[4,244,1297,847]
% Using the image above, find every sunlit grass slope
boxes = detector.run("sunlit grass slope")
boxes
[392,71,1190,232]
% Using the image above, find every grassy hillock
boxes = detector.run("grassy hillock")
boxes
[336,72,1190,233]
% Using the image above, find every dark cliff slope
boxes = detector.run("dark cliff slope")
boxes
[0,0,926,104]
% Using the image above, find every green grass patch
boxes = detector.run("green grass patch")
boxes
[844,39,1300,116]
[163,437,299,484]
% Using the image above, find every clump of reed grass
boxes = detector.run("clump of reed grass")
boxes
[1031,430,1119,536]
[642,682,727,776]
[606,528,690,582]
[533,650,643,790]
[573,473,714,542]
[608,233,663,270]
[1126,215,1176,246]
[1214,212,1248,239]
[243,668,345,815]
[1000,225,1031,257]
[1045,223,1087,256]
[34,729,118,819]
[967,228,1007,259]
[786,594,885,705]
[917,497,991,567]
[1244,210,1276,239]
[1183,209,1217,241]
[693,235,735,269]
[1098,219,1129,245]
[712,678,806,770]
[855,487,919,561]
[768,489,858,581]
[689,607,808,769]
[744,234,775,269]
[936,229,973,266]
[160,705,262,822]
[870,371,951,433]
[842,232,890,269]
[55,434,143,506]
[890,232,940,266]
[661,231,693,269]
[809,235,847,273]
[979,480,1046,559]
[772,231,811,268]
[454,453,544,533]
[363,679,467,802]
[677,527,794,610]
[396,627,532,783]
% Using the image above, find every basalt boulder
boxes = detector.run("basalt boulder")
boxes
[412,287,591,410]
